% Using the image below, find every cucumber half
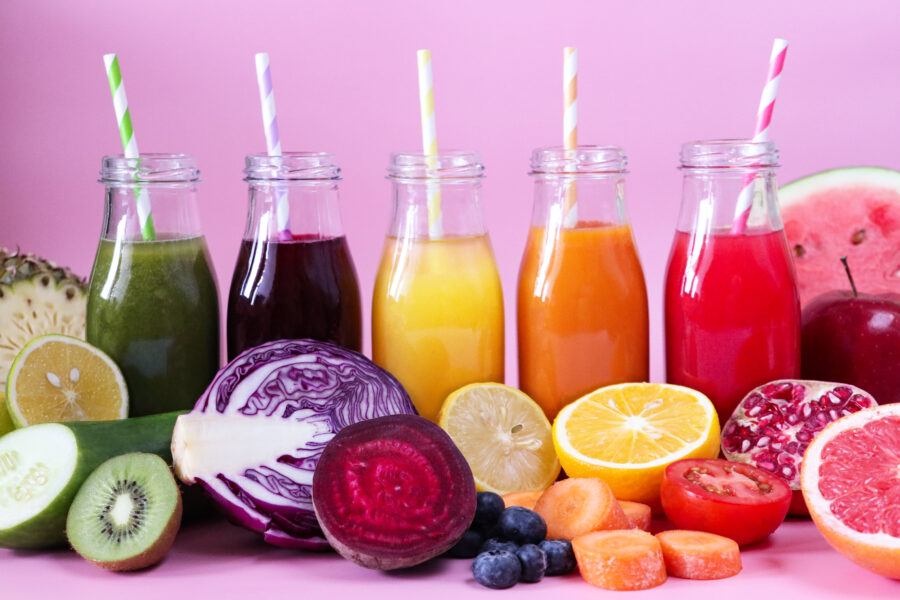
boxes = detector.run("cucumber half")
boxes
[0,412,180,549]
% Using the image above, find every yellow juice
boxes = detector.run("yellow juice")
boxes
[372,234,505,421]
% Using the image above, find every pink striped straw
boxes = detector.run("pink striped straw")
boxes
[731,38,789,234]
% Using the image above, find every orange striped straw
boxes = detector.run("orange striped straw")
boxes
[563,46,579,226]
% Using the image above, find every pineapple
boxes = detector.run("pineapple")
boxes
[0,248,87,384]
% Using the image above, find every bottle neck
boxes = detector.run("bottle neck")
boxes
[677,167,782,234]
[244,181,344,241]
[529,174,629,228]
[101,182,203,241]
[387,179,486,239]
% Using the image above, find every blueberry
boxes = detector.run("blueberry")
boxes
[480,538,519,554]
[515,544,547,583]
[472,551,521,589]
[498,506,547,545]
[472,491,505,531]
[540,539,577,576]
[445,529,483,559]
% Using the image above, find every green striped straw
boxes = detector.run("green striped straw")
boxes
[103,53,155,240]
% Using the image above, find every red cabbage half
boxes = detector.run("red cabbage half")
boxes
[171,339,416,549]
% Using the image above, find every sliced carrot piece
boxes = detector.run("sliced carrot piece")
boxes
[656,530,742,580]
[619,500,652,531]
[533,478,629,540]
[502,490,544,510]
[573,530,667,591]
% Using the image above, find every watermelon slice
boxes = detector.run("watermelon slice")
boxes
[780,167,900,306]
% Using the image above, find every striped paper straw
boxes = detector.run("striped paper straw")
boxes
[104,54,155,240]
[731,38,789,233]
[417,49,443,238]
[563,46,579,227]
[255,53,291,237]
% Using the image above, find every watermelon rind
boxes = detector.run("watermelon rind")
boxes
[780,166,900,206]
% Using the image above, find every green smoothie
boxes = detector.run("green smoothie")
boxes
[86,235,220,417]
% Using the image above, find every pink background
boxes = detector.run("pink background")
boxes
[2,0,900,383]
[2,2,900,595]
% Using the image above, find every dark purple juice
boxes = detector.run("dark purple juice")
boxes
[227,235,362,360]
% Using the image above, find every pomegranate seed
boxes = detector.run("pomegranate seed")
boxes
[796,430,812,442]
[757,436,771,448]
[758,461,777,472]
[834,387,853,400]
[802,404,812,418]
[826,392,841,405]
[747,406,762,417]
[741,439,751,453]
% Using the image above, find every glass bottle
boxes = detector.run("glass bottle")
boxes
[372,151,504,422]
[87,154,220,417]
[227,152,362,360]
[664,140,801,422]
[518,146,649,420]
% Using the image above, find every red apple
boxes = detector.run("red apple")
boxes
[801,258,900,405]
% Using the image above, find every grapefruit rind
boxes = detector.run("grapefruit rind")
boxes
[800,404,900,580]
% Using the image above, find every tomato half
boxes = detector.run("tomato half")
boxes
[660,458,792,546]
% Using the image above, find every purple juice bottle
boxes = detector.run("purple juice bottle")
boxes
[227,153,362,360]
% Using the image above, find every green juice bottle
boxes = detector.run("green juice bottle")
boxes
[87,154,220,417]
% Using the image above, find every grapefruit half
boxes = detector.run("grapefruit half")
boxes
[801,403,900,579]
[781,167,900,306]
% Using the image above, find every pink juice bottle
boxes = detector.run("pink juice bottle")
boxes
[664,140,801,423]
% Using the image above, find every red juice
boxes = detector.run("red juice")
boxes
[227,235,362,360]
[664,228,801,421]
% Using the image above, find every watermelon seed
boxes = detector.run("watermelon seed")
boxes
[851,229,866,245]
[793,244,806,258]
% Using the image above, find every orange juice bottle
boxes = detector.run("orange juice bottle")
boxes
[373,151,504,421]
[517,146,649,420]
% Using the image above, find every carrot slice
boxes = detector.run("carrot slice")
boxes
[502,490,544,510]
[533,478,629,540]
[656,530,742,580]
[619,500,652,531]
[573,530,667,591]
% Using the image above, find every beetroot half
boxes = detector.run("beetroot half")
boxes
[312,414,476,570]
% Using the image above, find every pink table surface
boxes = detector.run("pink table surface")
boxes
[3,516,898,598]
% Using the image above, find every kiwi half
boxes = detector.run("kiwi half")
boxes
[66,452,182,571]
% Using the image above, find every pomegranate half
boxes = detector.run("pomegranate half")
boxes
[721,380,876,515]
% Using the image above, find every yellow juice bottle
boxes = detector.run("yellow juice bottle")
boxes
[372,151,504,421]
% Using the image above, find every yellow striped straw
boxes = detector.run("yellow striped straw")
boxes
[417,49,443,238]
[563,46,579,227]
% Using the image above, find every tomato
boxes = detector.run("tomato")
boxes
[660,458,792,546]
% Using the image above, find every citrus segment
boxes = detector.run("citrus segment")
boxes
[438,383,560,495]
[573,529,667,591]
[6,335,127,427]
[801,404,900,579]
[533,478,628,540]
[553,383,720,509]
[656,530,742,579]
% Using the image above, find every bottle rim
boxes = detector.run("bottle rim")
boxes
[101,153,199,183]
[387,150,484,181]
[244,151,341,181]
[680,139,779,169]
[530,145,627,176]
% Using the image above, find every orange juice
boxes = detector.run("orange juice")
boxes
[373,234,504,421]
[517,223,649,419]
